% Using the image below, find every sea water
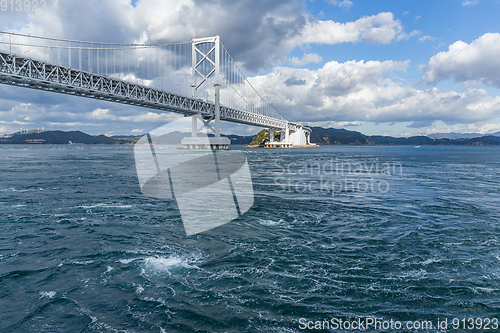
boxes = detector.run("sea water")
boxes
[1,145,499,332]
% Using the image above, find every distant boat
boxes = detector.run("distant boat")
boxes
[414,145,420,148]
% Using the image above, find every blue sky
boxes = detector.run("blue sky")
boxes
[0,0,499,137]
[303,1,495,66]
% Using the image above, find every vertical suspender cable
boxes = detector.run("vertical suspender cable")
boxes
[174,44,177,93]
[169,45,171,92]
[120,47,123,79]
[78,42,81,70]
[105,44,107,75]
[97,45,100,74]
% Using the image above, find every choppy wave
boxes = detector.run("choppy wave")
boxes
[39,291,56,299]
[78,203,134,209]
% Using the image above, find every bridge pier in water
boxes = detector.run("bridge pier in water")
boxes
[264,125,312,148]
[181,114,230,150]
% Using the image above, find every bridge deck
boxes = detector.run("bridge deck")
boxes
[0,52,298,131]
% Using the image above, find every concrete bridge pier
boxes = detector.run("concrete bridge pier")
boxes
[282,126,290,143]
[265,124,313,148]
[288,126,313,146]
[181,114,230,150]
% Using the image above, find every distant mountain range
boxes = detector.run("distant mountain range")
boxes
[427,131,500,139]
[0,130,255,145]
[2,128,500,146]
[309,127,500,146]
[0,130,122,144]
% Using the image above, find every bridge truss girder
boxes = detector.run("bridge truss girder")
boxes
[0,51,293,130]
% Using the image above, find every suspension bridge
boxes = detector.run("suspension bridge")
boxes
[0,32,311,148]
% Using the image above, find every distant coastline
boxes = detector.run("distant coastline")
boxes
[0,130,255,145]
[0,130,139,145]
[248,127,500,147]
[309,127,500,146]
[2,128,500,146]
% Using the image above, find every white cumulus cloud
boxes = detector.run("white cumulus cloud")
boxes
[298,12,419,45]
[462,0,480,6]
[289,53,323,66]
[325,0,353,9]
[418,35,436,43]
[249,59,500,125]
[422,33,500,88]
[0,1,419,72]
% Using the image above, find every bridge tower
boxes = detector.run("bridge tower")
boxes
[181,36,230,149]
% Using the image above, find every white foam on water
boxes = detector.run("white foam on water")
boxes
[258,217,298,229]
[399,269,427,279]
[143,255,199,275]
[473,287,496,294]
[79,203,133,209]
[146,256,181,269]
[5,187,44,192]
[1,187,33,192]
[141,296,179,313]
[135,285,144,295]
[71,260,96,265]
[92,320,132,333]
[259,219,281,226]
[421,258,442,265]
[39,291,56,299]
[77,305,98,324]
[119,258,140,264]
[349,266,363,270]
[142,297,167,307]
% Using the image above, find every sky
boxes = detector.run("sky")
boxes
[0,0,500,137]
